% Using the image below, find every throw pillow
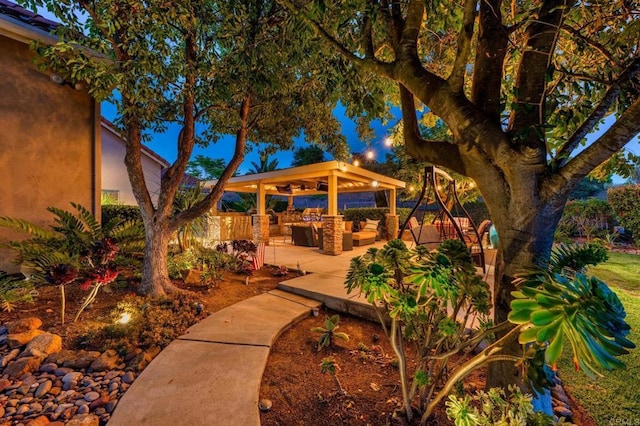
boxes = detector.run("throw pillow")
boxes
[363,219,379,232]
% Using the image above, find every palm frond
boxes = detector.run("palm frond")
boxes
[0,217,57,239]
[71,203,103,238]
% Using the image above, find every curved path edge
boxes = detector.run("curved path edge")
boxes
[108,289,322,426]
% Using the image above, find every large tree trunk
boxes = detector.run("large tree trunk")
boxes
[485,185,566,388]
[139,219,178,297]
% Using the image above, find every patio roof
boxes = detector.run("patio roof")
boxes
[206,160,405,216]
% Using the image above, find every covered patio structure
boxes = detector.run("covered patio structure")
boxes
[206,160,405,255]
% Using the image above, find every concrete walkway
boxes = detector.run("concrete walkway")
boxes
[109,239,496,425]
[109,289,321,426]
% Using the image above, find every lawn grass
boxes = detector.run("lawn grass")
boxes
[557,251,640,424]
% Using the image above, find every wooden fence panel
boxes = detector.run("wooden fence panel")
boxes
[219,215,253,241]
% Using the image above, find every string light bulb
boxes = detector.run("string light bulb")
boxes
[384,137,393,147]
[366,150,374,160]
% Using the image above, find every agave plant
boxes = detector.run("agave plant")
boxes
[509,243,634,378]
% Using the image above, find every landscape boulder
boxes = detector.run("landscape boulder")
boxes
[20,333,62,358]
[6,317,42,334]
[90,349,121,372]
[4,356,43,379]
[8,329,45,348]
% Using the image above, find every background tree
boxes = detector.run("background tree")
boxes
[27,0,359,296]
[283,0,640,389]
[186,155,226,180]
[291,145,326,166]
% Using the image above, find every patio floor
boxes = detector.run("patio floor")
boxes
[265,237,497,322]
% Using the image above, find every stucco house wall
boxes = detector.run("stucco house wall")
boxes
[101,120,169,206]
[0,5,100,272]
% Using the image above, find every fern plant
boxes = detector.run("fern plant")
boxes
[0,272,35,312]
[0,203,144,323]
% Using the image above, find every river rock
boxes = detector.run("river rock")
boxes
[39,362,58,373]
[89,395,109,410]
[122,371,135,384]
[84,391,100,402]
[90,349,120,372]
[21,333,62,358]
[62,372,84,385]
[26,415,50,426]
[1,348,20,367]
[66,413,100,426]
[8,329,45,348]
[64,351,101,369]
[4,356,43,379]
[0,377,12,392]
[34,380,53,398]
[126,351,152,372]
[6,317,42,334]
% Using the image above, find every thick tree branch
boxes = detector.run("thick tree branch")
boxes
[362,0,375,59]
[399,85,466,175]
[397,0,423,61]
[448,0,477,93]
[471,0,507,123]
[559,96,640,182]
[158,32,198,220]
[279,0,394,78]
[508,0,569,150]
[555,59,640,167]
[173,94,250,226]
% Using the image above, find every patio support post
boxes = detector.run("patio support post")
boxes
[385,213,399,241]
[322,215,343,256]
[252,214,270,245]
[389,189,397,215]
[257,182,266,215]
[327,172,338,216]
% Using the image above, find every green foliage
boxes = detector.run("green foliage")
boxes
[173,183,211,253]
[608,184,640,241]
[510,244,635,379]
[186,155,226,180]
[167,248,200,280]
[0,272,35,312]
[0,203,143,323]
[570,177,610,200]
[84,293,205,351]
[558,259,640,424]
[101,205,143,227]
[345,239,495,422]
[340,207,389,230]
[557,199,615,241]
[319,356,347,395]
[291,145,326,167]
[310,314,349,351]
[445,385,556,426]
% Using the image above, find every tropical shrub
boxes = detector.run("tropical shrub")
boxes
[215,240,257,275]
[0,203,144,323]
[445,385,557,426]
[173,183,212,252]
[608,184,640,242]
[345,239,634,425]
[557,199,614,241]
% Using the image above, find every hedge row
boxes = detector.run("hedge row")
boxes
[608,184,640,240]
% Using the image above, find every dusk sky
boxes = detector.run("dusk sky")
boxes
[39,7,640,182]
